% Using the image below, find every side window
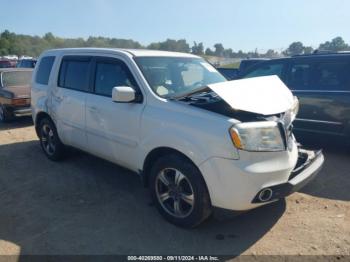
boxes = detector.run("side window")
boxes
[35,56,55,85]
[244,63,284,79]
[58,57,91,91]
[94,60,138,97]
[288,63,312,90]
[312,62,350,91]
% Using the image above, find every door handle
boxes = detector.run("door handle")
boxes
[88,106,99,113]
[54,96,63,102]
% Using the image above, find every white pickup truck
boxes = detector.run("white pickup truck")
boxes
[31,48,324,227]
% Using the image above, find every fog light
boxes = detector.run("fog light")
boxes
[258,188,273,202]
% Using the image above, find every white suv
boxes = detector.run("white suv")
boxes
[31,48,324,227]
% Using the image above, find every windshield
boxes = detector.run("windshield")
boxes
[1,71,32,87]
[135,57,226,98]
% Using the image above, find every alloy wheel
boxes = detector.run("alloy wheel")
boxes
[41,124,56,156]
[155,168,195,218]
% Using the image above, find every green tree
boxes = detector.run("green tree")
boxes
[214,43,224,57]
[205,48,214,56]
[223,48,233,58]
[303,46,314,54]
[284,42,304,56]
[191,42,204,55]
[264,49,278,58]
[319,37,349,51]
[0,30,144,57]
[44,32,55,43]
[148,39,190,53]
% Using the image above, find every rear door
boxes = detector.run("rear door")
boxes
[286,56,350,136]
[51,55,92,150]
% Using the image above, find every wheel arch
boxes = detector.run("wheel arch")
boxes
[142,147,205,188]
[34,111,53,137]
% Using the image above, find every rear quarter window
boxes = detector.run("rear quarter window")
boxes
[35,56,55,85]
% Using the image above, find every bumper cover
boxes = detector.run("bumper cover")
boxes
[252,148,324,203]
[12,107,32,117]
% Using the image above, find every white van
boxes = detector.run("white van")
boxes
[31,48,324,227]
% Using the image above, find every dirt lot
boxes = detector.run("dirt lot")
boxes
[0,117,349,258]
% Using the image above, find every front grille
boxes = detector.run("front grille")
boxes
[281,110,293,129]
[263,111,294,150]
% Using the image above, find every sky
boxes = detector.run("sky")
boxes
[1,0,349,52]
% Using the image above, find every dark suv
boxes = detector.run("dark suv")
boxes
[240,52,350,139]
[217,58,269,80]
[17,59,37,68]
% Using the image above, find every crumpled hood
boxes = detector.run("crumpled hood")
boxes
[207,75,294,115]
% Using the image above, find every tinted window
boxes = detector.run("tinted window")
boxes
[59,58,90,91]
[313,62,350,91]
[20,60,36,68]
[35,56,55,85]
[2,71,33,87]
[239,60,267,73]
[289,63,312,90]
[244,63,284,79]
[94,60,137,96]
[217,68,239,80]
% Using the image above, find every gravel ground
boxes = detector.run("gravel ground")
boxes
[0,117,349,259]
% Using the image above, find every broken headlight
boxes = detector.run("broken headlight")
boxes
[229,121,285,152]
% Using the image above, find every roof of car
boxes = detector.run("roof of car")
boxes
[243,52,350,65]
[241,58,270,61]
[42,48,199,58]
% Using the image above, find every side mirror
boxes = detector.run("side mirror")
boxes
[112,86,136,103]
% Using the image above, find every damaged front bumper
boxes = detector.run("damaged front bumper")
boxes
[252,148,324,203]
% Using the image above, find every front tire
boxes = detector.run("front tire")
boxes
[0,105,14,123]
[38,118,65,161]
[149,154,212,228]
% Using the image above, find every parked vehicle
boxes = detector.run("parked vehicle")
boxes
[239,58,269,75]
[216,59,269,81]
[240,52,350,139]
[0,59,15,68]
[0,68,33,122]
[17,59,37,68]
[31,48,324,227]
[216,67,239,80]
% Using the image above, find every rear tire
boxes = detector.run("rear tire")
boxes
[149,154,212,228]
[38,118,65,161]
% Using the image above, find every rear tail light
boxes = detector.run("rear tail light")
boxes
[11,98,29,106]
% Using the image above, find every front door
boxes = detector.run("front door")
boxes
[85,56,145,169]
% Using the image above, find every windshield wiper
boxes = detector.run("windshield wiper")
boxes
[171,86,210,100]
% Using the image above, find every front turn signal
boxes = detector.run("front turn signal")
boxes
[229,128,242,149]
